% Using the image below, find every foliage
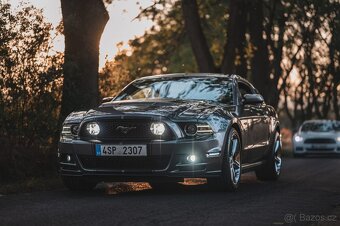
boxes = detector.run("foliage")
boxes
[0,2,63,181]
[279,0,340,126]
[99,46,131,98]
[99,0,229,96]
[101,0,340,126]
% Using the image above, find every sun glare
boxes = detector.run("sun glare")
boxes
[9,0,155,68]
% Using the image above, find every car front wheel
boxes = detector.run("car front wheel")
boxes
[255,132,282,181]
[208,128,241,191]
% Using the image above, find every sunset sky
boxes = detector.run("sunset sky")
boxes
[9,0,155,68]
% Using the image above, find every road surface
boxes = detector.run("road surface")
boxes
[1,157,340,226]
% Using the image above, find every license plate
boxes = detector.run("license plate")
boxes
[95,144,147,156]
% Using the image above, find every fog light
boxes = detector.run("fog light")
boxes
[66,155,71,162]
[187,155,196,163]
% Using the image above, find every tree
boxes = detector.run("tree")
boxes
[220,0,247,76]
[0,2,63,180]
[279,0,340,126]
[101,0,339,125]
[181,0,216,72]
[60,0,109,121]
[249,0,271,101]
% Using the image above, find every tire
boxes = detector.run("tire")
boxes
[148,182,180,191]
[255,132,282,181]
[207,128,241,191]
[62,176,97,191]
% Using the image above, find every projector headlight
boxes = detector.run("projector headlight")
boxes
[150,122,165,135]
[294,135,303,142]
[86,122,100,135]
[184,123,213,136]
[184,124,198,136]
[60,124,79,142]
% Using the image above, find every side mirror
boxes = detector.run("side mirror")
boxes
[102,96,114,103]
[243,94,264,105]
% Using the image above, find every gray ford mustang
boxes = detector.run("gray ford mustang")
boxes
[58,73,282,191]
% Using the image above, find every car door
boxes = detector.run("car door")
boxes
[250,90,271,159]
[237,82,269,163]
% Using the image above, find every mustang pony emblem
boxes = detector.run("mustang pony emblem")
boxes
[116,126,136,134]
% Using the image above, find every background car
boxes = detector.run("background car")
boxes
[58,73,281,191]
[293,120,340,157]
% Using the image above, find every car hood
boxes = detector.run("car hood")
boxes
[298,131,340,139]
[83,99,230,120]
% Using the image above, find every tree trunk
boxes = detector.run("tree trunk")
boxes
[266,0,285,108]
[329,29,340,120]
[181,0,216,72]
[221,0,247,76]
[60,0,109,121]
[249,0,270,101]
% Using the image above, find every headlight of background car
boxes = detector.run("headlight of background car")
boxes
[150,122,165,135]
[60,124,79,142]
[86,122,100,135]
[294,135,303,142]
[184,123,213,136]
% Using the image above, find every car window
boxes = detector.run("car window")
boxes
[238,82,253,97]
[116,77,234,104]
[300,121,340,132]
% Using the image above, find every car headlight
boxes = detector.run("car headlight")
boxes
[184,123,213,136]
[337,137,340,142]
[150,122,165,135]
[86,122,100,135]
[294,135,303,142]
[60,124,79,141]
[184,124,198,136]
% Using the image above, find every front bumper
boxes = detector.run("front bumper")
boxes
[58,135,224,182]
[293,142,340,155]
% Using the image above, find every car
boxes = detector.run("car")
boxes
[58,73,282,191]
[292,120,340,157]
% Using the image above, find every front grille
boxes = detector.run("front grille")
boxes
[306,148,335,152]
[78,155,170,171]
[304,138,336,144]
[79,118,174,141]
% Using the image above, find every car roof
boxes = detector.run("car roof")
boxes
[135,73,244,81]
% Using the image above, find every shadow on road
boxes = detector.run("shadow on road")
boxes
[61,172,283,199]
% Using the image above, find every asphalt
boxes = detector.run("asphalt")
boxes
[0,157,340,226]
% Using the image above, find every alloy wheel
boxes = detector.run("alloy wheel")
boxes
[229,134,241,185]
[274,138,282,175]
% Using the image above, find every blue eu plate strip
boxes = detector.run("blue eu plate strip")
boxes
[95,144,101,156]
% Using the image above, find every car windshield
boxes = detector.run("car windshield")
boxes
[115,77,234,104]
[300,121,340,132]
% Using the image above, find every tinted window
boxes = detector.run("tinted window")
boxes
[301,121,340,132]
[115,77,234,104]
[238,82,253,97]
